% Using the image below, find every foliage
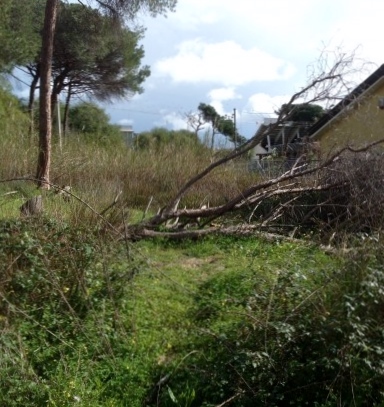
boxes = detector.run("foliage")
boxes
[0,218,149,406]
[0,112,255,213]
[1,182,384,407]
[67,101,123,144]
[0,0,43,71]
[2,44,384,406]
[0,88,33,183]
[29,0,176,188]
[94,0,177,18]
[134,127,203,150]
[197,103,246,148]
[154,238,384,406]
[276,103,325,122]
[24,1,150,115]
[0,87,29,140]
[53,3,150,100]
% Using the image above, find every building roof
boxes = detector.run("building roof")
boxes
[120,125,133,132]
[253,118,277,144]
[254,118,312,149]
[308,64,384,139]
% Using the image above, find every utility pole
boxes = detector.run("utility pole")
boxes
[233,108,237,149]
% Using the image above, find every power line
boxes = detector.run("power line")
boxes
[242,110,276,115]
[106,107,165,115]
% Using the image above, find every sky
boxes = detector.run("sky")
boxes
[104,0,384,139]
[10,0,384,140]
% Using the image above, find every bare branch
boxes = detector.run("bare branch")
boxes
[146,51,367,228]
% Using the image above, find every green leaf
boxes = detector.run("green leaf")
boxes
[167,385,178,404]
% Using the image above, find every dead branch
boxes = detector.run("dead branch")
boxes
[145,137,384,233]
[100,190,123,216]
[184,110,206,135]
[147,51,367,227]
[215,392,243,407]
[139,224,307,243]
[4,52,382,245]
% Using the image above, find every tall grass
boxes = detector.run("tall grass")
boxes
[0,91,258,222]
[52,139,256,208]
[0,88,34,179]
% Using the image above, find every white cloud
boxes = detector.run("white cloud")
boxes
[206,87,242,116]
[118,119,133,126]
[207,87,241,102]
[156,112,187,130]
[106,0,384,137]
[163,0,310,34]
[246,93,291,116]
[154,39,296,86]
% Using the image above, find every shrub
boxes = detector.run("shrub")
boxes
[0,218,149,406]
[155,240,384,406]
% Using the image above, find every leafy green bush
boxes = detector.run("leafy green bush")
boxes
[68,101,124,147]
[0,218,150,406]
[0,87,29,141]
[134,127,203,150]
[154,239,384,406]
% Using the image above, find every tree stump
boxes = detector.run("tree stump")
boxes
[20,195,43,216]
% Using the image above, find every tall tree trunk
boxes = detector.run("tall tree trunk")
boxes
[210,130,216,151]
[63,82,72,136]
[36,0,59,189]
[51,80,58,125]
[27,65,40,141]
[51,69,68,121]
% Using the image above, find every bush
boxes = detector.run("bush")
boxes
[68,101,124,147]
[155,240,384,406]
[134,127,203,150]
[0,218,150,406]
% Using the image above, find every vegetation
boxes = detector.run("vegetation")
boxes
[275,103,325,122]
[1,84,384,406]
[0,0,42,71]
[23,1,150,129]
[0,0,177,188]
[2,214,382,407]
[2,9,384,404]
[67,101,122,143]
[134,127,203,150]
[186,103,247,150]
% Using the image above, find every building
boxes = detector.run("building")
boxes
[120,125,135,146]
[250,117,319,173]
[252,119,313,155]
[308,64,384,152]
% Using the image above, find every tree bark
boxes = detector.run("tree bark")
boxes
[63,82,72,136]
[27,65,40,140]
[36,0,59,189]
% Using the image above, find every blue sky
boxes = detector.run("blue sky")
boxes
[105,0,384,139]
[11,0,384,139]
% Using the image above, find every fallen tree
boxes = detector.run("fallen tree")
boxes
[4,50,383,244]
[125,51,383,241]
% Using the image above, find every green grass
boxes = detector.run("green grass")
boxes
[0,216,341,406]
[120,236,339,406]
[2,87,384,406]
